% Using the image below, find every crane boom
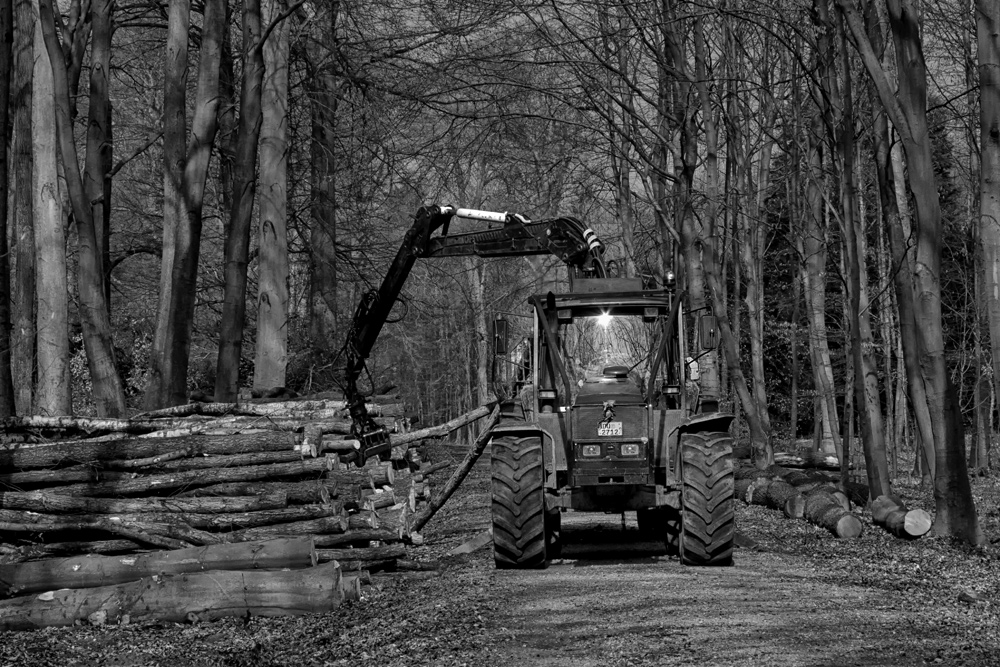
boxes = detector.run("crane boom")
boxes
[343,204,606,464]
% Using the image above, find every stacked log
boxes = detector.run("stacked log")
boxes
[0,402,485,579]
[0,540,354,630]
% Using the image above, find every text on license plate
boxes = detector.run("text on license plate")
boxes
[597,422,622,437]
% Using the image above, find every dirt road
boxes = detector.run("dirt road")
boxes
[1,451,998,667]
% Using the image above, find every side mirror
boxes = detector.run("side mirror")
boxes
[492,316,510,355]
[699,314,719,349]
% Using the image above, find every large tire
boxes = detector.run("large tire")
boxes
[678,431,735,566]
[491,435,548,569]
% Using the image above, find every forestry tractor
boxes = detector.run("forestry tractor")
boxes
[342,204,735,568]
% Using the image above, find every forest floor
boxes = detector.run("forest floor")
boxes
[2,442,1000,667]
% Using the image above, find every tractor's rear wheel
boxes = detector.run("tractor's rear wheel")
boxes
[637,507,681,556]
[678,431,735,566]
[491,435,548,569]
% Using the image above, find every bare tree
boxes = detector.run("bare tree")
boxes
[838,0,982,544]
[978,0,1000,472]
[0,0,16,416]
[38,0,126,416]
[10,0,33,414]
[253,0,291,391]
[31,2,69,415]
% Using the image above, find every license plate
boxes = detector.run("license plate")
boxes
[597,422,622,437]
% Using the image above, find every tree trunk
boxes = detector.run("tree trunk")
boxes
[145,0,224,410]
[979,0,1000,473]
[0,0,15,417]
[215,0,268,402]
[10,0,33,416]
[30,6,70,416]
[0,537,317,597]
[0,560,344,630]
[146,0,190,410]
[835,7,890,499]
[837,0,983,544]
[253,0,290,391]
[307,12,339,355]
[38,0,125,417]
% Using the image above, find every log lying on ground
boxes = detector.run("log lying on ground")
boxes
[312,529,401,548]
[744,477,799,513]
[0,503,346,533]
[0,432,301,469]
[803,491,864,538]
[0,490,288,514]
[0,537,316,597]
[0,560,345,630]
[137,400,400,420]
[0,466,132,487]
[228,514,350,542]
[1,540,143,563]
[871,494,932,539]
[411,405,500,534]
[47,458,334,497]
[176,480,336,504]
[783,484,851,519]
[316,543,406,564]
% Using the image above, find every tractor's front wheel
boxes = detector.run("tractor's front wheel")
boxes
[678,431,735,566]
[491,435,548,569]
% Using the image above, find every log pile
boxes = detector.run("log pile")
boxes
[0,397,490,627]
[735,465,864,539]
[735,460,933,540]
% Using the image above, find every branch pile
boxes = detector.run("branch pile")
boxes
[0,397,494,628]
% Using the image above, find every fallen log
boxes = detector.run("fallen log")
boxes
[0,560,345,630]
[0,432,301,469]
[0,540,143,563]
[0,504,345,534]
[0,490,288,514]
[229,514,350,542]
[176,480,336,505]
[746,478,799,513]
[783,484,851,519]
[0,519,190,549]
[0,537,317,597]
[315,543,406,563]
[413,460,449,482]
[411,405,501,534]
[135,449,311,472]
[312,529,401,548]
[803,491,863,539]
[0,466,132,488]
[136,400,398,420]
[871,494,932,539]
[46,458,333,497]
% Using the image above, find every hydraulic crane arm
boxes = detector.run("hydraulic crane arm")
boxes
[343,204,606,464]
